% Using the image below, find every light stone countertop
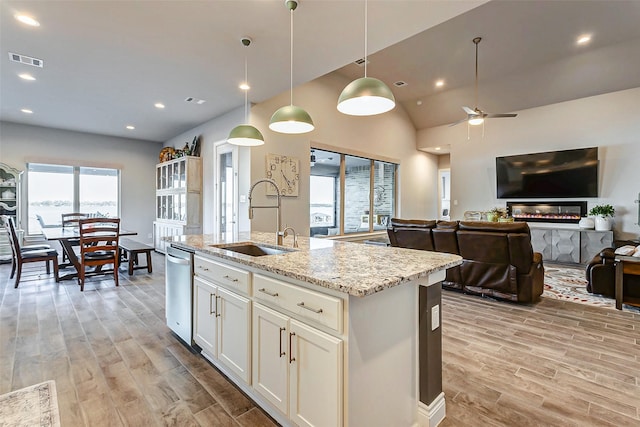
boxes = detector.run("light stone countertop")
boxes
[168,232,462,297]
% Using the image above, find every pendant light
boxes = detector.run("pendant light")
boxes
[337,0,395,116]
[269,0,314,134]
[228,37,265,146]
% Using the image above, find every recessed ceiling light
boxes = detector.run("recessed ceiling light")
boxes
[126,125,135,130]
[21,108,33,114]
[416,100,423,106]
[239,82,250,91]
[19,73,36,81]
[435,147,441,151]
[577,34,591,45]
[435,79,445,88]
[154,103,165,109]
[15,14,40,27]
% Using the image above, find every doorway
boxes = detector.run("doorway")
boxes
[215,143,238,237]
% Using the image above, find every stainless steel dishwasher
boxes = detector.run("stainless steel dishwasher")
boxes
[165,245,194,346]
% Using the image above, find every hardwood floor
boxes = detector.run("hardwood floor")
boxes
[1,254,639,426]
[0,253,277,427]
[440,290,640,427]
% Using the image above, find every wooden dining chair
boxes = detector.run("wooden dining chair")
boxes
[77,217,120,291]
[60,212,89,262]
[3,216,59,288]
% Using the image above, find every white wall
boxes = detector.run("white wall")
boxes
[248,72,437,236]
[163,107,248,234]
[0,121,159,242]
[417,87,640,239]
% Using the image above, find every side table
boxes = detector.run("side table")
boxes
[615,255,640,309]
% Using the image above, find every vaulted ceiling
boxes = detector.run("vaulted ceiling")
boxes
[2,0,639,144]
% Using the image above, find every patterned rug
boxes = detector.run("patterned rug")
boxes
[543,264,640,312]
[0,380,60,427]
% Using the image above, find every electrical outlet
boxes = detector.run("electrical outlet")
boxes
[431,304,440,331]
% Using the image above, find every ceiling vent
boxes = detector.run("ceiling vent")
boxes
[394,81,407,87]
[354,58,369,67]
[9,52,44,68]
[184,97,206,105]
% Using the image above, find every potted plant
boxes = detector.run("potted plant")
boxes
[589,204,615,231]
[486,207,505,222]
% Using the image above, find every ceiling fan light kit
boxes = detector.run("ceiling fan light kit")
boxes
[269,0,315,134]
[451,36,517,131]
[337,0,395,116]
[228,37,265,146]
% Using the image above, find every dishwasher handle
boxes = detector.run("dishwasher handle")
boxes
[166,254,191,265]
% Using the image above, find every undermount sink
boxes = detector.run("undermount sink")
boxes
[216,243,293,257]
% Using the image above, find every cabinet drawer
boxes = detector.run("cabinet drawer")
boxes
[194,255,251,295]
[254,274,343,333]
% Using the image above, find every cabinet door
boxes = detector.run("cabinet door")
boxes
[252,303,289,415]
[551,229,580,263]
[217,287,251,383]
[193,277,218,358]
[289,319,343,427]
[580,230,613,264]
[530,228,553,261]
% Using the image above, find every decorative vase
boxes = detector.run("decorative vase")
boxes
[594,215,611,231]
[578,217,595,229]
[486,213,499,222]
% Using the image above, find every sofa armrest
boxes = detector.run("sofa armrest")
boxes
[516,252,544,303]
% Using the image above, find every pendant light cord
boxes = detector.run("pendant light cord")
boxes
[244,54,249,122]
[364,0,368,78]
[290,8,294,106]
[474,37,480,110]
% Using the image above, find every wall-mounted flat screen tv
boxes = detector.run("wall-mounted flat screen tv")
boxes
[496,147,598,199]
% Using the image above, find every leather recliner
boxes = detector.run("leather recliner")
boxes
[586,244,640,298]
[388,219,544,303]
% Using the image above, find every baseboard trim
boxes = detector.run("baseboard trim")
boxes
[417,392,446,427]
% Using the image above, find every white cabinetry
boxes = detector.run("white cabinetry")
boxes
[0,163,22,262]
[154,156,202,253]
[193,255,251,382]
[252,303,343,427]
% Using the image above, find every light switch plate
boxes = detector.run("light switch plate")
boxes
[431,304,440,331]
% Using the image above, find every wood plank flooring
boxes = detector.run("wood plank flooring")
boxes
[2,255,639,426]
[0,253,277,427]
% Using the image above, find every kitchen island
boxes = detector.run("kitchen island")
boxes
[167,232,461,427]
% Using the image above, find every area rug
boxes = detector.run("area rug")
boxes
[0,380,60,427]
[542,264,613,307]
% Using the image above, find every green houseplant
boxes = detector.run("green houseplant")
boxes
[589,204,615,231]
[588,204,615,217]
[486,207,506,222]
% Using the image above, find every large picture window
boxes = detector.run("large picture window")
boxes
[27,163,120,234]
[310,149,396,237]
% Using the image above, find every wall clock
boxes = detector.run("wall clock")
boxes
[265,153,300,196]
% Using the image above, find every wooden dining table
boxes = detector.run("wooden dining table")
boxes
[43,226,137,281]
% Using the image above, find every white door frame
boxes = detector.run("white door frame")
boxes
[214,142,239,237]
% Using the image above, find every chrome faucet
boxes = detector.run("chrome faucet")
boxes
[248,178,283,245]
[281,226,298,248]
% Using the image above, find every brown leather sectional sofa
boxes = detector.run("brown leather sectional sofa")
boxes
[388,218,544,303]
[586,244,640,298]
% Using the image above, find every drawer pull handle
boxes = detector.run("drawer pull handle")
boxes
[289,332,296,363]
[297,302,323,314]
[279,327,286,357]
[223,275,239,282]
[258,288,279,297]
[198,266,210,271]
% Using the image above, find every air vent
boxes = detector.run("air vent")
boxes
[185,97,206,105]
[354,58,369,67]
[9,52,43,68]
[394,81,407,87]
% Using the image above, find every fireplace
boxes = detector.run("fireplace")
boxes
[506,201,587,224]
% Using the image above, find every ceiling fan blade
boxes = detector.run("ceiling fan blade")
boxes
[462,106,476,115]
[449,117,471,127]
[485,113,518,118]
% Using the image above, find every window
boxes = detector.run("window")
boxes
[27,163,120,234]
[310,149,396,236]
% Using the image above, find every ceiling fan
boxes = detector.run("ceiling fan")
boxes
[450,37,517,127]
